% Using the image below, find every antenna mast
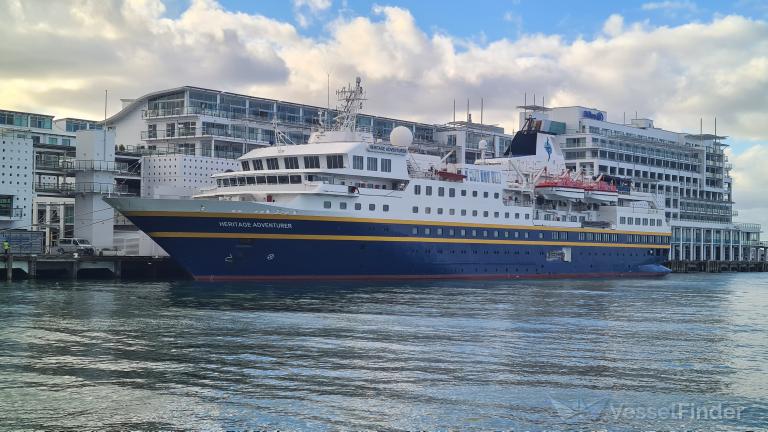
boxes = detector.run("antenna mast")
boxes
[332,76,365,132]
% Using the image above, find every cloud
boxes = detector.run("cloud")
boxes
[0,1,766,223]
[641,1,698,12]
[292,0,332,28]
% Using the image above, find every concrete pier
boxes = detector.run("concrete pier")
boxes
[1,255,188,280]
[666,260,768,273]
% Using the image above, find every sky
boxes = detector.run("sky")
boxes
[0,0,766,228]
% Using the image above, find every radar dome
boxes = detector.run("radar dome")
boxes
[478,139,488,150]
[390,126,413,147]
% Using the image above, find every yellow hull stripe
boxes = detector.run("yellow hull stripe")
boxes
[126,211,672,237]
[148,231,671,249]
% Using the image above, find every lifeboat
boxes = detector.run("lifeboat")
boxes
[535,176,585,201]
[436,170,466,182]
[583,180,618,204]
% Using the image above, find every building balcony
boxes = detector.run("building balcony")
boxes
[0,207,24,221]
[34,182,75,194]
[141,128,198,140]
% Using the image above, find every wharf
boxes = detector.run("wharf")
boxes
[2,254,188,281]
[666,260,768,273]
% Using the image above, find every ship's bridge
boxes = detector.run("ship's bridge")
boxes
[197,138,412,202]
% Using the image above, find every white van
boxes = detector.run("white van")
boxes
[56,238,95,256]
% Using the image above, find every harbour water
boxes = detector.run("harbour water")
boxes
[1,274,766,431]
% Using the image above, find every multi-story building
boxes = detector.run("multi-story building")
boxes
[0,109,141,248]
[521,105,763,262]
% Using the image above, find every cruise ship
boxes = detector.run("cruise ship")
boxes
[106,79,671,281]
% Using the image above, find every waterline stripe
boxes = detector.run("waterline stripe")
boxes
[147,231,671,249]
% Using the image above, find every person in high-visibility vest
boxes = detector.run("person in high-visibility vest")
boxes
[2,240,9,256]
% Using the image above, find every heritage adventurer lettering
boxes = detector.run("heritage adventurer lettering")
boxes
[218,221,293,229]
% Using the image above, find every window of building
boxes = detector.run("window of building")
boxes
[461,189,467,197]
[438,187,444,197]
[472,191,478,197]
[367,157,378,171]
[353,155,364,170]
[426,186,432,196]
[266,158,279,170]
[327,155,344,169]
[449,188,455,197]
[414,185,421,195]
[304,156,320,169]
[381,158,392,172]
[284,157,299,170]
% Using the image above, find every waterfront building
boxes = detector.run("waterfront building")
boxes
[0,109,140,249]
[520,105,765,262]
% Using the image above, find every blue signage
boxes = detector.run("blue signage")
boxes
[582,110,604,121]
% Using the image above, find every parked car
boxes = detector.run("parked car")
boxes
[55,238,95,256]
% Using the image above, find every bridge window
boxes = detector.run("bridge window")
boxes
[353,155,364,170]
[438,187,444,197]
[253,159,264,170]
[304,155,320,169]
[449,188,455,197]
[266,158,279,170]
[326,154,344,169]
[367,157,378,171]
[289,175,302,184]
[246,176,256,185]
[241,161,250,171]
[256,177,266,184]
[381,158,392,172]
[284,157,299,169]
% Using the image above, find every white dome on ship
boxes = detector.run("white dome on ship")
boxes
[390,126,413,147]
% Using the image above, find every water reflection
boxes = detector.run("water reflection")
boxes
[0,275,766,430]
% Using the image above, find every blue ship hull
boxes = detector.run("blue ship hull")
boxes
[115,202,671,281]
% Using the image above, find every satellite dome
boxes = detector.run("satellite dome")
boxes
[390,126,413,147]
[478,139,488,150]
